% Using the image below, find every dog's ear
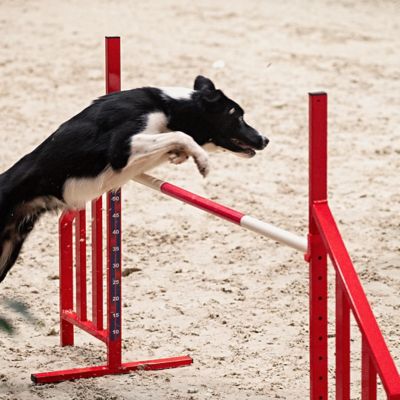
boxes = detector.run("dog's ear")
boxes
[194,75,216,91]
[199,89,223,111]
[202,89,222,103]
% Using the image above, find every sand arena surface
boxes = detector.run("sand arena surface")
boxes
[0,1,399,398]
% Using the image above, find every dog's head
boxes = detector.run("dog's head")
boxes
[194,76,269,158]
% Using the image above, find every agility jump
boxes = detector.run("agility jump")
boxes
[32,37,400,400]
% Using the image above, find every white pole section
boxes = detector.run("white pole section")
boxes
[240,215,307,252]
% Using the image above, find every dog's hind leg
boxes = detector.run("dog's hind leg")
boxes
[0,234,24,283]
[0,202,46,283]
[129,131,210,177]
[0,215,37,283]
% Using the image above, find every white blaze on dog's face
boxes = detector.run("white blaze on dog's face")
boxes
[193,76,269,158]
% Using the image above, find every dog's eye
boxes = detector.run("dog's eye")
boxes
[228,107,235,115]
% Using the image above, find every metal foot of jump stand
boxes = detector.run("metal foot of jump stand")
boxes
[31,356,193,384]
[31,36,192,384]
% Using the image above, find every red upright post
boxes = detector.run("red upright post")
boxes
[59,211,75,346]
[336,279,351,399]
[75,209,87,321]
[91,197,103,330]
[307,92,328,400]
[362,337,377,400]
[105,36,123,370]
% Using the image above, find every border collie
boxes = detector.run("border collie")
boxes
[0,76,268,283]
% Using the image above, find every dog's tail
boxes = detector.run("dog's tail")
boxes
[0,182,44,283]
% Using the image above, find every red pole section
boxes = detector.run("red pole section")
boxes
[313,202,400,399]
[362,337,377,400]
[133,175,242,224]
[105,36,122,370]
[162,183,244,224]
[105,37,121,94]
[75,209,87,321]
[308,92,328,400]
[59,211,75,346]
[336,280,350,400]
[91,197,103,330]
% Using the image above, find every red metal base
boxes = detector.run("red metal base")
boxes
[31,355,193,384]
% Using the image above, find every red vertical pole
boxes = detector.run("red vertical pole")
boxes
[336,279,351,400]
[362,337,377,400]
[105,36,122,370]
[59,211,75,346]
[75,209,87,321]
[91,197,103,330]
[308,92,328,400]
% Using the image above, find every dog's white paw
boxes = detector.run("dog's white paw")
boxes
[169,151,189,165]
[192,151,210,177]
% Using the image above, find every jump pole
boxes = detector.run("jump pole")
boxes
[133,174,307,253]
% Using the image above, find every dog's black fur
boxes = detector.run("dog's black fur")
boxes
[0,76,268,283]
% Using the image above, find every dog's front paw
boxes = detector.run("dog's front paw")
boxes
[169,151,189,165]
[193,151,210,177]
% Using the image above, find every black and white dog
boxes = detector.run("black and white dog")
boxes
[0,76,268,283]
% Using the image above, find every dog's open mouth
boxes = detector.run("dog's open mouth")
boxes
[231,138,257,157]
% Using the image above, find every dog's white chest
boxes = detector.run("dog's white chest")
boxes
[63,169,121,209]
[141,112,169,134]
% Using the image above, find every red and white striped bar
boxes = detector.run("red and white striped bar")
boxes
[133,174,307,253]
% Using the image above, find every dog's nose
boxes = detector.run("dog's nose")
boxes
[260,136,269,149]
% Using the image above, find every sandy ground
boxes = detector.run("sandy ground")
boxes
[0,0,399,399]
